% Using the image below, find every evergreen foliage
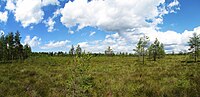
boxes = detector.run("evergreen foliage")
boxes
[134,35,149,64]
[148,38,165,61]
[188,33,200,62]
[0,31,31,62]
[76,45,82,57]
[69,45,75,56]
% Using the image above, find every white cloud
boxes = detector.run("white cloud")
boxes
[76,33,133,53]
[41,40,70,49]
[60,0,179,32]
[68,29,74,34]
[122,26,200,53]
[0,11,8,23]
[5,0,16,11]
[43,9,61,32]
[53,9,61,18]
[2,0,194,54]
[5,0,60,27]
[24,35,41,47]
[42,0,60,6]
[89,31,96,36]
[14,0,44,27]
[78,42,89,48]
[44,17,55,32]
[168,0,179,8]
[168,0,180,13]
[74,26,200,54]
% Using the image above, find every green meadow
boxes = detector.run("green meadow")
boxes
[0,55,200,97]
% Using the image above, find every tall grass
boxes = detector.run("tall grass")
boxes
[0,55,199,96]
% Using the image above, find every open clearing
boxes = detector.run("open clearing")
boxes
[0,55,200,97]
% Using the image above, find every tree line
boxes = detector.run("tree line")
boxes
[2,31,198,64]
[66,32,200,63]
[0,31,31,62]
[133,32,200,64]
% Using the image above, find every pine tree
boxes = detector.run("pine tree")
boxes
[76,45,82,57]
[23,44,32,59]
[14,31,23,60]
[159,43,165,58]
[69,45,75,56]
[0,34,7,62]
[148,38,165,61]
[0,31,31,62]
[134,35,149,64]
[188,33,200,62]
[6,32,15,60]
[0,34,3,61]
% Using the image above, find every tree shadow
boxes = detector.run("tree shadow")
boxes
[181,60,200,63]
[0,61,12,64]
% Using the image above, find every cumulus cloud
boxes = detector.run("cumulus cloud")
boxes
[78,42,89,48]
[24,35,41,47]
[2,0,180,32]
[0,11,8,23]
[60,0,179,32]
[14,0,44,27]
[76,33,133,53]
[58,0,181,53]
[5,0,60,27]
[41,40,70,49]
[75,26,200,54]
[2,0,193,54]
[121,26,200,53]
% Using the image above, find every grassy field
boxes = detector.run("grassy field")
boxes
[0,55,200,97]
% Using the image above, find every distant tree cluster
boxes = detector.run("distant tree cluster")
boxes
[0,31,31,62]
[148,38,165,61]
[134,35,165,64]
[133,32,200,63]
[105,46,114,56]
[69,45,82,57]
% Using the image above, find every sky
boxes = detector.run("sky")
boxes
[0,0,200,53]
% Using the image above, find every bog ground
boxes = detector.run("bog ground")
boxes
[0,55,200,97]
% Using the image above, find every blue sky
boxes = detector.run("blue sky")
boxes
[160,0,200,33]
[0,0,200,53]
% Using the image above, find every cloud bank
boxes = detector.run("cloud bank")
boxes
[60,0,179,32]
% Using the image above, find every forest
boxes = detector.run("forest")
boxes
[0,32,200,97]
[0,32,31,62]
